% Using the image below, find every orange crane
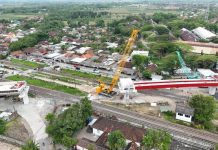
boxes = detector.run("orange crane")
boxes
[96,29,139,96]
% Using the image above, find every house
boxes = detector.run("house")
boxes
[180,28,199,42]
[192,27,216,40]
[106,42,118,49]
[77,138,107,150]
[91,117,146,147]
[197,69,215,79]
[129,50,149,61]
[10,51,26,59]
[76,47,92,55]
[175,104,194,123]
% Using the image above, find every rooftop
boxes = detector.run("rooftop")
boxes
[176,104,194,116]
[77,138,107,150]
[192,27,216,40]
[91,117,146,143]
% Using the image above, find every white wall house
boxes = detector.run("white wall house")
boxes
[175,104,194,123]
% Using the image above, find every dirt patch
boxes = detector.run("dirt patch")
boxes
[103,101,160,116]
[0,142,20,150]
[5,117,31,142]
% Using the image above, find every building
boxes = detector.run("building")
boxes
[130,50,149,59]
[197,69,215,79]
[0,81,29,104]
[180,28,199,42]
[192,27,216,40]
[91,117,146,147]
[175,104,194,123]
[77,138,107,150]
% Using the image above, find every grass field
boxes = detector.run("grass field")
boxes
[10,58,47,69]
[0,13,37,20]
[61,69,112,83]
[34,72,82,85]
[7,75,86,96]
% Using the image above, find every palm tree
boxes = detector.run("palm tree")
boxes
[22,140,39,150]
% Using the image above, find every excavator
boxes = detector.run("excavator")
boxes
[96,29,139,97]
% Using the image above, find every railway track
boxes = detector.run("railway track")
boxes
[24,85,218,149]
[92,102,218,149]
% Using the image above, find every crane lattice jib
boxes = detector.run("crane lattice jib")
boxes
[176,51,199,79]
[107,29,139,93]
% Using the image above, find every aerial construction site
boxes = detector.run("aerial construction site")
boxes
[0,1,218,150]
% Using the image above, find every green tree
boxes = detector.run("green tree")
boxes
[62,135,77,148]
[195,55,217,69]
[142,70,152,79]
[189,95,216,124]
[158,53,179,75]
[108,130,126,150]
[46,97,92,146]
[87,144,96,150]
[150,42,179,58]
[154,25,169,35]
[22,140,39,150]
[96,19,105,27]
[141,129,172,150]
[45,113,55,123]
[0,119,6,134]
[132,55,148,71]
[80,97,93,123]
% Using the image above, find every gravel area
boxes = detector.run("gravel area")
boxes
[0,142,20,150]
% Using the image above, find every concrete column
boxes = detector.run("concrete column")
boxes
[19,86,30,104]
[208,87,217,96]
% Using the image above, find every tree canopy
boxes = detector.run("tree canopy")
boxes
[141,129,172,150]
[189,95,216,124]
[9,32,48,51]
[107,130,126,150]
[0,119,6,135]
[132,54,149,72]
[46,97,92,148]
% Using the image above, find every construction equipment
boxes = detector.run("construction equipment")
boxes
[176,51,200,79]
[96,29,139,96]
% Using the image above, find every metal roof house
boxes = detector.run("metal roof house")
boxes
[175,104,194,123]
[192,27,216,40]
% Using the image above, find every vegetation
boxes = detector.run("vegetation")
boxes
[142,70,152,79]
[46,97,92,148]
[107,130,126,150]
[132,55,149,74]
[61,69,111,83]
[0,119,7,135]
[21,140,39,150]
[189,95,216,130]
[10,58,47,69]
[9,32,48,51]
[141,129,172,150]
[6,75,86,96]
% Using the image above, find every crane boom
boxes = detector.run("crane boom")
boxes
[107,29,139,93]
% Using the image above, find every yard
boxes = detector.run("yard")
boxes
[6,75,86,96]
